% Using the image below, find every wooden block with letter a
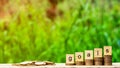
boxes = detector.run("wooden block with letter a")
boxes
[66,54,75,65]
[75,52,84,65]
[94,48,103,65]
[104,46,112,65]
[85,50,93,65]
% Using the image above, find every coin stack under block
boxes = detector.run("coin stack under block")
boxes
[66,54,75,65]
[94,48,103,65]
[75,52,84,65]
[85,50,93,65]
[104,46,112,65]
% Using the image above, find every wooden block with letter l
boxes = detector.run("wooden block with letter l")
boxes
[85,50,93,65]
[66,54,75,65]
[94,48,103,65]
[75,52,84,65]
[104,46,112,65]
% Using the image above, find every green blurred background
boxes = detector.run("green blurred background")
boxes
[0,0,120,63]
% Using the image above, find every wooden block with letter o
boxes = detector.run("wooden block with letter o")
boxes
[85,50,93,65]
[94,48,103,65]
[75,52,84,65]
[104,46,112,65]
[66,54,75,65]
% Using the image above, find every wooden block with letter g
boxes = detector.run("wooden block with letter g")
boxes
[66,54,75,65]
[75,52,84,65]
[85,50,93,65]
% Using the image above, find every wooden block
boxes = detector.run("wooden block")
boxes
[66,54,74,65]
[75,52,83,62]
[94,48,103,65]
[85,50,93,60]
[104,46,112,55]
[94,48,102,57]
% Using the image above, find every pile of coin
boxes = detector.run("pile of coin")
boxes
[65,63,75,65]
[75,61,84,65]
[104,55,112,65]
[85,59,93,65]
[44,61,55,65]
[12,61,55,66]
[94,57,103,65]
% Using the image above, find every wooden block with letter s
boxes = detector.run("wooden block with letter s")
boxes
[104,46,112,55]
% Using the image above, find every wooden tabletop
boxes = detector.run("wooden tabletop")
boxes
[0,63,120,68]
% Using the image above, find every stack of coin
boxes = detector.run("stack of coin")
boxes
[104,55,112,65]
[75,61,85,65]
[66,63,75,65]
[94,57,103,65]
[85,59,93,65]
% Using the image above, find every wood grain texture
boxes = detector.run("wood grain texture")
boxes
[0,63,120,68]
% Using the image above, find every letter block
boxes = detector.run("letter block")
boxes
[66,54,74,65]
[85,50,93,60]
[75,52,83,62]
[94,48,102,57]
[104,46,112,55]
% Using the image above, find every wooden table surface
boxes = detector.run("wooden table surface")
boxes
[0,63,120,68]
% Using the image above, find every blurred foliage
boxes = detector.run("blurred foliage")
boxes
[0,0,120,63]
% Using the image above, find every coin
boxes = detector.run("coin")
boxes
[75,61,85,65]
[35,62,46,66]
[104,55,112,65]
[85,59,93,65]
[94,57,103,65]
[44,61,55,65]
